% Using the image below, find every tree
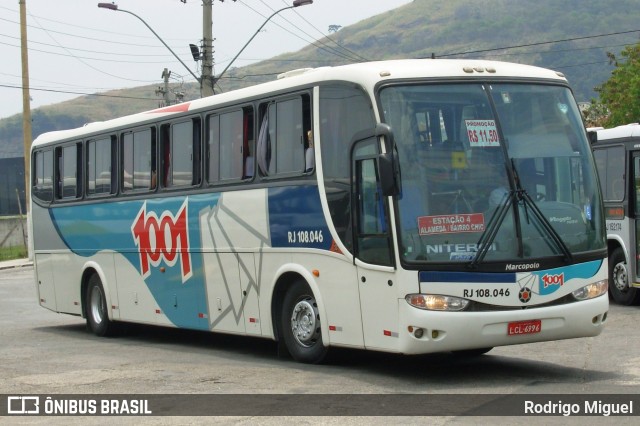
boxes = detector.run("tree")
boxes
[594,43,640,127]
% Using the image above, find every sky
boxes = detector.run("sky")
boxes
[1,0,412,120]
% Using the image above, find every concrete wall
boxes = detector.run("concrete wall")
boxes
[0,216,28,248]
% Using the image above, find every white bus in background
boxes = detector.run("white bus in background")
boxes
[31,59,608,364]
[591,123,640,305]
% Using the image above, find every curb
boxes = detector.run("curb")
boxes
[0,261,33,271]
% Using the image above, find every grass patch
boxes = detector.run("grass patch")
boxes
[0,245,27,261]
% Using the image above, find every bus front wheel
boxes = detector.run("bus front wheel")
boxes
[86,274,117,336]
[280,280,328,364]
[609,247,640,305]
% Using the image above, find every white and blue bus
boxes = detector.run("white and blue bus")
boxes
[31,59,608,363]
[591,123,640,305]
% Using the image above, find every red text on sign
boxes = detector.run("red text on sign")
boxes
[131,200,192,282]
[542,273,564,288]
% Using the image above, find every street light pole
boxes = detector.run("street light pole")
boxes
[97,3,200,89]
[213,0,313,90]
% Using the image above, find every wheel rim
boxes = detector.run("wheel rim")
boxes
[90,286,105,325]
[290,298,320,347]
[613,261,629,292]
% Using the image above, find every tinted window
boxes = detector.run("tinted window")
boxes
[55,143,81,200]
[87,137,114,196]
[122,128,156,192]
[207,108,254,183]
[33,149,53,202]
[319,85,376,251]
[594,146,625,201]
[257,95,310,177]
[162,119,201,188]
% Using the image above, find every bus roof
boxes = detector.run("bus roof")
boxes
[32,59,567,149]
[595,123,640,141]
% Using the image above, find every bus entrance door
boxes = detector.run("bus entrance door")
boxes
[353,151,398,352]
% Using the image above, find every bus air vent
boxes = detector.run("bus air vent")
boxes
[277,68,314,79]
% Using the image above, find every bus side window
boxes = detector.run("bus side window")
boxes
[121,128,156,193]
[161,118,201,188]
[608,146,625,201]
[242,107,254,180]
[220,110,244,181]
[207,108,251,184]
[33,149,54,202]
[207,115,220,183]
[257,105,271,176]
[54,143,82,200]
[354,154,393,266]
[257,94,310,177]
[319,84,376,252]
[593,146,625,202]
[87,136,115,196]
[160,124,171,187]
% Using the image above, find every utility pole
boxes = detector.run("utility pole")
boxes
[181,0,238,96]
[201,0,214,97]
[19,0,32,212]
[156,68,172,106]
[162,68,171,105]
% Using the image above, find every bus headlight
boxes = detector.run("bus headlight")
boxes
[572,280,608,301]
[405,294,469,311]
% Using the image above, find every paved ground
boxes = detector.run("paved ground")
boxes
[0,257,32,271]
[2,258,639,424]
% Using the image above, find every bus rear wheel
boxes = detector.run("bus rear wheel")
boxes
[280,280,328,364]
[86,274,117,336]
[609,247,640,305]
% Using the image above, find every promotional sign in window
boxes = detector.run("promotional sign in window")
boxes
[465,120,500,147]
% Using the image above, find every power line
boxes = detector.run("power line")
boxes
[0,32,175,58]
[0,17,176,49]
[278,0,369,62]
[1,28,346,66]
[4,3,636,99]
[231,1,360,66]
[0,83,158,101]
[433,29,640,58]
[0,40,177,64]
[482,42,635,58]
[27,13,165,84]
[259,0,366,62]
[0,70,136,92]
[555,60,612,70]
[0,5,194,42]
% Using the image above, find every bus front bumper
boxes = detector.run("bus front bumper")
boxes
[396,294,608,355]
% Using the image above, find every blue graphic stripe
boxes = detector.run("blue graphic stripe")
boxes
[268,185,332,250]
[420,271,516,283]
[49,194,219,330]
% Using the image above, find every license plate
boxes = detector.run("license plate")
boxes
[508,319,541,336]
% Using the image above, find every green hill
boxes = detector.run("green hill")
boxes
[1,0,637,157]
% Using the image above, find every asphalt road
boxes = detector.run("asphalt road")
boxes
[1,265,639,425]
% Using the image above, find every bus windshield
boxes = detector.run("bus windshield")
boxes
[379,83,604,266]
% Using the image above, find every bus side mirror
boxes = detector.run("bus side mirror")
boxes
[378,152,400,196]
[350,123,401,197]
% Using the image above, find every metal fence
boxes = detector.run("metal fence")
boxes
[0,157,25,217]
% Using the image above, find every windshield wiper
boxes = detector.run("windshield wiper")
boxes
[469,189,513,268]
[468,160,573,268]
[517,188,573,262]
